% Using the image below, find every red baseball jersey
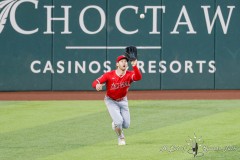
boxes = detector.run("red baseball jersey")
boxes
[92,66,142,100]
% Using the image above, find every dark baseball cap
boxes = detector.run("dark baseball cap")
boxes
[116,55,129,62]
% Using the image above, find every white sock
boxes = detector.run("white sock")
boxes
[119,131,125,139]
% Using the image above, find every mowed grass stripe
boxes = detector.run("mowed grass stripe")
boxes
[36,106,240,160]
[0,101,106,133]
[0,100,239,160]
[0,111,113,160]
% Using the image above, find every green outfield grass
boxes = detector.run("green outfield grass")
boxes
[0,100,239,160]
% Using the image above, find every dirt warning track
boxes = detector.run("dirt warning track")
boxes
[0,90,240,100]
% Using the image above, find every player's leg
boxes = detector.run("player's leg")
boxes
[115,97,130,145]
[104,96,125,145]
[119,97,130,129]
[105,98,123,132]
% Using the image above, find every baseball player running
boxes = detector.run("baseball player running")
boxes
[92,47,142,145]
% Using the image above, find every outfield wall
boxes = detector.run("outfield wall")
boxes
[0,0,240,91]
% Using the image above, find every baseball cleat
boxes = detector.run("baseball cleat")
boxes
[118,137,126,146]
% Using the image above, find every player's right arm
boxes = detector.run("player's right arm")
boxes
[92,73,108,91]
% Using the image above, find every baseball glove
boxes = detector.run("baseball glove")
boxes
[125,46,137,61]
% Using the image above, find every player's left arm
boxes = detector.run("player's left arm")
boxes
[131,60,142,81]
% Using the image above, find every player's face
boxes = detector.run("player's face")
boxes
[117,59,128,71]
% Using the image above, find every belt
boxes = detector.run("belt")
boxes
[106,95,125,102]
[114,97,124,102]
